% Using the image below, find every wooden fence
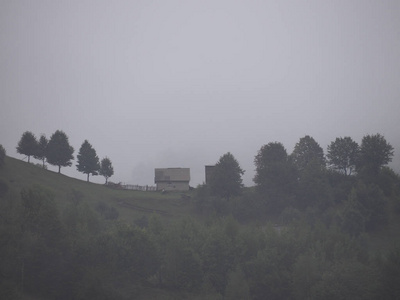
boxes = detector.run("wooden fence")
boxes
[122,184,157,191]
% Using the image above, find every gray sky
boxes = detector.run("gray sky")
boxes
[1,0,400,186]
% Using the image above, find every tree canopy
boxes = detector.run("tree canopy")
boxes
[209,152,244,200]
[34,134,48,168]
[16,131,37,163]
[76,140,100,182]
[99,157,114,184]
[254,142,297,211]
[356,133,394,177]
[291,135,325,172]
[46,130,74,173]
[327,137,359,175]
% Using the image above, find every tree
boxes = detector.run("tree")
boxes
[340,182,387,235]
[356,133,394,177]
[378,246,400,299]
[253,142,297,212]
[327,137,359,175]
[16,131,38,163]
[209,152,244,201]
[34,134,48,168]
[0,145,5,167]
[292,136,331,210]
[291,135,325,172]
[46,130,74,173]
[76,140,100,182]
[99,157,114,184]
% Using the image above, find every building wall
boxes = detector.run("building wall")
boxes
[156,181,189,191]
[154,168,190,191]
[155,168,190,182]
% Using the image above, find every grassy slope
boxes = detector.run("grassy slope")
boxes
[2,156,400,254]
[0,156,196,223]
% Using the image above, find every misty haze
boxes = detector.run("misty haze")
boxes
[1,1,400,299]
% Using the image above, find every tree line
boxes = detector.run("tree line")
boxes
[1,132,399,299]
[207,133,394,204]
[199,133,398,236]
[16,130,114,183]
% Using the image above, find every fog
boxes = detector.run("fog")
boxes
[1,0,399,186]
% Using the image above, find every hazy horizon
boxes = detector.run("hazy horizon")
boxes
[1,0,399,186]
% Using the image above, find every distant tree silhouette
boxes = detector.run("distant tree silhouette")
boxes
[16,131,38,163]
[254,142,297,212]
[291,135,325,172]
[99,157,114,184]
[292,136,331,209]
[327,137,359,175]
[209,152,244,201]
[356,133,394,178]
[46,130,74,173]
[76,140,100,182]
[34,134,48,168]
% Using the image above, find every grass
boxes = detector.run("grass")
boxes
[0,156,196,224]
[2,155,400,255]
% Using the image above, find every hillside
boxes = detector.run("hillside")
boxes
[2,155,400,300]
[2,156,400,249]
[0,156,195,223]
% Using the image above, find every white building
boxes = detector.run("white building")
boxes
[154,168,190,191]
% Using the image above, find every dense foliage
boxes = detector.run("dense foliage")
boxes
[291,135,325,172]
[34,134,48,168]
[45,130,75,173]
[3,132,399,299]
[357,134,394,179]
[16,131,38,163]
[76,140,100,182]
[1,182,400,299]
[254,142,297,213]
[16,130,114,178]
[209,152,244,200]
[327,136,359,175]
[99,157,114,184]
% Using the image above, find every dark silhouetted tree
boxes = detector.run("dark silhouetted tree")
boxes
[340,182,387,235]
[99,157,114,184]
[327,137,359,175]
[291,135,325,172]
[34,134,48,168]
[16,131,38,163]
[254,142,297,213]
[76,140,100,182]
[209,152,244,201]
[46,130,74,173]
[292,136,331,209]
[356,133,394,178]
[378,246,400,299]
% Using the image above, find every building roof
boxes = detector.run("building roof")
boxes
[154,168,190,183]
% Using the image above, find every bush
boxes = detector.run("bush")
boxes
[95,201,119,220]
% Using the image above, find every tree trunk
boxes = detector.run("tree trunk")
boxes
[27,156,30,163]
[87,173,90,182]
[58,165,61,173]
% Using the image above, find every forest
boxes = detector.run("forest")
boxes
[0,132,400,299]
